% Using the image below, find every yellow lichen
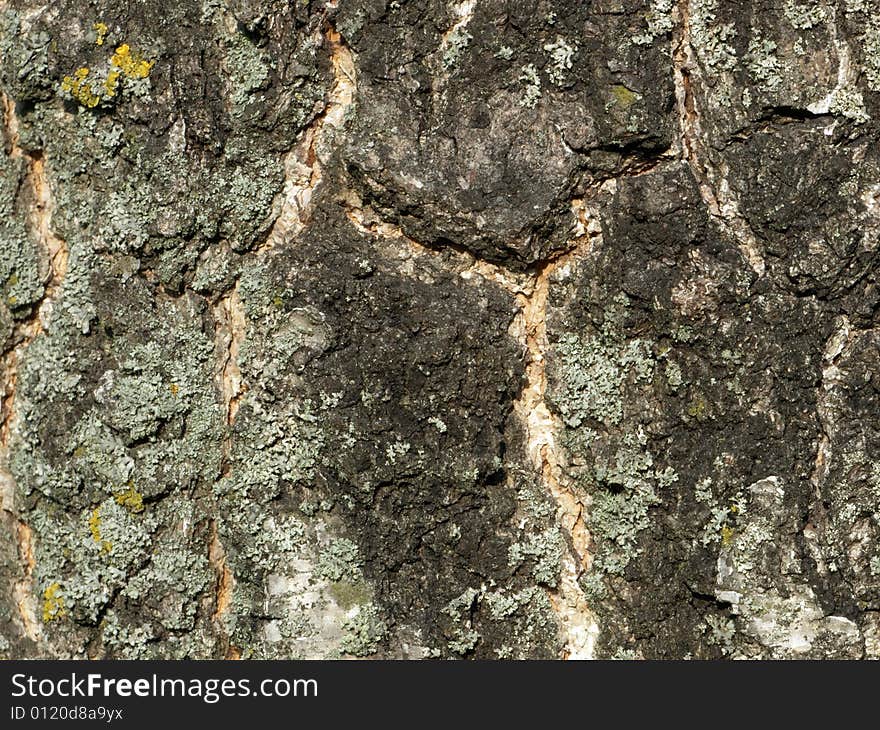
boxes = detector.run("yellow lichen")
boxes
[169,383,179,396]
[687,395,709,420]
[42,583,67,622]
[88,507,112,553]
[103,69,121,97]
[60,67,102,108]
[111,43,154,79]
[721,524,736,546]
[94,21,109,46]
[114,485,144,513]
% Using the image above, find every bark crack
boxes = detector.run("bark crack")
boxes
[672,0,766,278]
[345,187,604,657]
[208,520,237,658]
[2,91,68,643]
[803,316,854,578]
[260,21,356,252]
[214,287,246,432]
[512,199,602,660]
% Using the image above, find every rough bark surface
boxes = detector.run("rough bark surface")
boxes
[2,0,880,660]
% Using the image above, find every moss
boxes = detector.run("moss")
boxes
[686,394,710,420]
[610,84,640,108]
[327,580,371,610]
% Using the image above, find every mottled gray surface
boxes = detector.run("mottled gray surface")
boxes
[2,0,880,659]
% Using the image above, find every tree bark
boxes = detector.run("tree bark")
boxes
[2,0,880,659]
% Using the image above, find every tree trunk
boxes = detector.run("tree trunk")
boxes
[2,0,879,659]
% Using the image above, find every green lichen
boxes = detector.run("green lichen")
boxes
[483,586,542,620]
[665,360,684,390]
[588,436,668,576]
[0,10,51,100]
[315,538,362,583]
[783,0,826,29]
[340,604,388,657]
[226,33,271,111]
[862,17,880,92]
[0,226,44,316]
[690,0,737,74]
[631,0,674,46]
[442,587,481,656]
[543,37,576,86]
[442,27,472,70]
[746,35,783,92]
[828,85,870,124]
[703,614,736,654]
[518,64,541,109]
[553,294,654,428]
[508,529,563,587]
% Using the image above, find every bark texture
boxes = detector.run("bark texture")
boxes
[2,0,880,659]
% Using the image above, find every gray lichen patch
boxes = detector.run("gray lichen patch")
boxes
[4,0,880,662]
[542,163,853,658]
[714,477,862,658]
